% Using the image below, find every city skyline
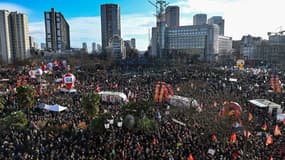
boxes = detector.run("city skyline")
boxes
[1,0,284,50]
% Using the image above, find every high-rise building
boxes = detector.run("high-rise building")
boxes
[97,44,102,53]
[0,10,12,63]
[193,14,207,25]
[166,6,179,28]
[208,16,225,36]
[44,8,70,51]
[131,38,136,49]
[92,42,96,53]
[0,10,30,63]
[9,12,30,61]
[82,42,87,52]
[41,43,46,50]
[106,34,126,59]
[101,4,121,50]
[29,36,35,49]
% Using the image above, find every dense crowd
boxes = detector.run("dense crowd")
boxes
[0,62,284,160]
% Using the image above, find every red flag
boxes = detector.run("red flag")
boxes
[283,119,285,126]
[269,156,273,160]
[188,154,194,160]
[248,113,253,121]
[153,137,159,145]
[96,84,101,92]
[232,152,239,159]
[230,133,237,144]
[266,135,273,145]
[274,125,281,136]
[262,122,268,131]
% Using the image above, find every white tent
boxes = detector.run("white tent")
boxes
[36,103,50,109]
[60,88,77,93]
[0,79,9,82]
[169,95,198,109]
[249,99,281,109]
[277,114,285,121]
[98,91,128,103]
[44,104,67,112]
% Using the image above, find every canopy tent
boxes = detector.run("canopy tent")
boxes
[229,78,238,82]
[55,78,62,83]
[0,79,9,82]
[60,88,77,93]
[249,99,281,109]
[277,114,285,121]
[98,91,128,103]
[44,104,67,112]
[169,95,198,109]
[35,103,50,109]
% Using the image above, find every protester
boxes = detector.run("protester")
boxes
[0,62,284,160]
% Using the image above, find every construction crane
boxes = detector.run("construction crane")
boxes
[148,0,169,58]
[267,26,285,36]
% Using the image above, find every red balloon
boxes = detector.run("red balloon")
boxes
[63,73,76,89]
[222,102,242,117]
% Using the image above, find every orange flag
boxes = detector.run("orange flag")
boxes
[188,154,194,160]
[266,135,273,145]
[262,122,268,131]
[153,137,159,145]
[248,113,253,121]
[274,125,281,136]
[230,133,237,144]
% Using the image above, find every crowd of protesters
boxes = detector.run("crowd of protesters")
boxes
[0,61,284,160]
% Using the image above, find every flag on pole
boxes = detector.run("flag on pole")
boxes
[188,154,194,160]
[230,133,237,144]
[212,134,217,142]
[274,125,281,136]
[248,113,253,121]
[153,136,159,145]
[266,135,273,145]
[262,122,268,131]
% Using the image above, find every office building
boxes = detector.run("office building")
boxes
[131,38,136,49]
[0,10,12,63]
[82,42,87,52]
[101,4,121,50]
[218,36,232,54]
[0,10,30,63]
[208,16,225,36]
[41,43,46,50]
[124,40,131,49]
[217,35,233,61]
[151,24,220,60]
[44,8,70,51]
[166,6,179,28]
[106,35,126,59]
[97,44,102,53]
[239,34,285,65]
[29,36,36,49]
[92,42,96,53]
[193,14,207,25]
